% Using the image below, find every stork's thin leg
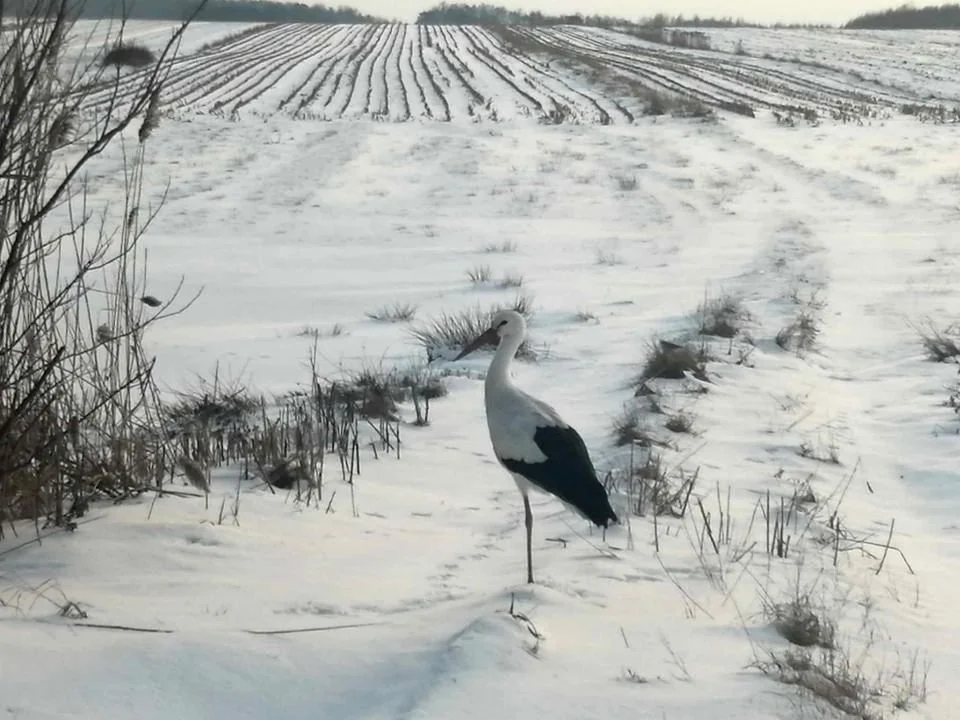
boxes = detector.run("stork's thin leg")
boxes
[523,495,534,584]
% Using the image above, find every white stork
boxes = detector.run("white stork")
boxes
[454,309,618,584]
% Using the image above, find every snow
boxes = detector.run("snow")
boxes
[3,20,960,720]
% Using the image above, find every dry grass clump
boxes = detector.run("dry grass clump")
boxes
[776,312,819,353]
[611,405,648,447]
[915,321,960,362]
[498,272,525,289]
[756,647,877,719]
[410,297,535,362]
[766,593,836,650]
[165,373,259,436]
[595,249,624,266]
[365,302,418,323]
[698,293,749,338]
[399,366,449,426]
[665,410,696,434]
[466,264,493,284]
[481,240,518,254]
[640,340,709,383]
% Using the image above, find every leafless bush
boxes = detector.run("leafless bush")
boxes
[0,1,205,537]
[411,297,535,362]
[365,302,418,323]
[102,44,156,69]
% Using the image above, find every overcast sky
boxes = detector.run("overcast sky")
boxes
[331,0,895,24]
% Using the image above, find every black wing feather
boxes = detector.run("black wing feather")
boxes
[500,424,618,527]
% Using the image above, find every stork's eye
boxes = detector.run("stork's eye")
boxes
[496,320,508,329]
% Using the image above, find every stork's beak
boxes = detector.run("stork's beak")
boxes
[453,326,500,360]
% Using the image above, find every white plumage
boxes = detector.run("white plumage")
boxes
[454,309,618,584]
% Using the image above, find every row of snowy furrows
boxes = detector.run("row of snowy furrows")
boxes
[81,23,616,122]
[707,27,960,102]
[531,25,894,109]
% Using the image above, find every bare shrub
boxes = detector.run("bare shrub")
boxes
[0,1,204,536]
[366,302,418,323]
[410,297,535,362]
[640,340,709,383]
[102,44,157,69]
[613,173,638,191]
[574,309,598,323]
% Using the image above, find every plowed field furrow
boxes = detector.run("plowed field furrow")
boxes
[414,25,451,120]
[542,27,764,108]
[101,23,305,110]
[453,26,547,117]
[557,27,884,110]
[287,25,374,116]
[163,24,322,110]
[399,26,431,118]
[311,24,385,117]
[388,24,411,120]
[397,23,433,118]
[366,23,402,118]
[331,24,392,118]
[469,25,627,122]
[426,26,485,113]
[468,26,622,123]
[220,25,343,113]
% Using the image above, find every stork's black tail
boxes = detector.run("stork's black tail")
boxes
[501,424,619,528]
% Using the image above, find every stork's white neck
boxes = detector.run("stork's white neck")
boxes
[485,332,523,390]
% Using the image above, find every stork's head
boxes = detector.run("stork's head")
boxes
[454,309,526,360]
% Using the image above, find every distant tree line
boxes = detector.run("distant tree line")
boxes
[0,0,387,23]
[415,3,828,28]
[846,3,960,28]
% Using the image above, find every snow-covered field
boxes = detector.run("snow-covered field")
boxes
[3,21,960,720]
[74,21,960,123]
